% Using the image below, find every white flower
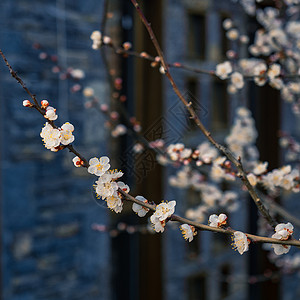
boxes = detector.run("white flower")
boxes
[227,84,237,94]
[280,174,295,190]
[133,143,144,153]
[231,72,244,89]
[267,64,281,80]
[83,87,94,97]
[154,201,176,221]
[247,173,257,186]
[88,156,110,176]
[211,165,226,182]
[209,213,228,227]
[269,78,283,90]
[185,206,207,223]
[60,122,75,145]
[232,231,249,255]
[216,61,232,80]
[226,29,239,40]
[95,174,118,199]
[150,200,176,233]
[23,100,32,107]
[72,156,83,167]
[40,122,61,151]
[91,30,102,50]
[107,169,124,180]
[106,193,123,213]
[253,63,267,86]
[180,148,192,160]
[223,18,233,30]
[159,65,166,74]
[150,215,166,233]
[240,35,249,44]
[281,165,292,175]
[211,157,235,182]
[180,224,197,242]
[222,191,239,212]
[253,161,268,175]
[117,181,130,193]
[45,106,58,121]
[70,69,85,79]
[274,222,293,240]
[167,143,185,161]
[169,167,191,188]
[103,36,112,45]
[196,142,218,163]
[111,124,127,137]
[271,233,291,255]
[132,196,150,217]
[262,168,289,191]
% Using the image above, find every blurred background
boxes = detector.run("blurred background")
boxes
[1,0,300,299]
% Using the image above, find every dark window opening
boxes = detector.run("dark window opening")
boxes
[185,77,201,130]
[211,79,228,131]
[188,13,206,60]
[187,273,207,300]
[220,265,231,299]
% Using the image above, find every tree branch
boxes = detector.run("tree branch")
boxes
[130,0,277,228]
[2,28,299,252]
[118,189,300,247]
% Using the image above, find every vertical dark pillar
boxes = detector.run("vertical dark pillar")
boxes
[134,1,163,299]
[249,83,281,300]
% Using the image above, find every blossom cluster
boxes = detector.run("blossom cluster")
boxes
[40,122,75,151]
[209,213,228,228]
[246,164,300,194]
[90,30,102,50]
[225,107,258,160]
[272,222,294,255]
[85,156,128,213]
[214,2,300,118]
[32,100,76,152]
[150,201,176,233]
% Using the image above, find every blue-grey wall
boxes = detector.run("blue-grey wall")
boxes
[0,1,112,299]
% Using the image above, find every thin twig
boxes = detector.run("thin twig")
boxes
[130,0,277,228]
[108,43,300,78]
[118,189,300,247]
[2,31,299,250]
[0,49,89,167]
[0,49,45,115]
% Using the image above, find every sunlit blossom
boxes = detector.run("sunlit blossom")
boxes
[180,224,197,242]
[132,195,150,217]
[209,213,228,228]
[88,156,110,177]
[232,231,249,255]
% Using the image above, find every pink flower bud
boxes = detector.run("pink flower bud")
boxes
[103,36,112,44]
[123,42,132,50]
[52,66,60,73]
[100,104,109,112]
[140,52,148,58]
[39,52,47,60]
[23,100,33,107]
[41,100,49,108]
[70,84,82,93]
[110,111,119,120]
